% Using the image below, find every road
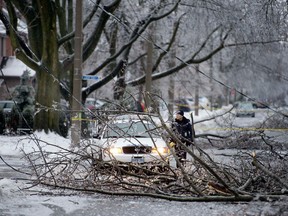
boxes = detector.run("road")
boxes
[0,155,31,180]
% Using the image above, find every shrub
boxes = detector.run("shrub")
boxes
[21,106,34,129]
[6,106,19,133]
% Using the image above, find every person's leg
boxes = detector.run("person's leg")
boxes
[175,145,186,167]
[182,151,187,160]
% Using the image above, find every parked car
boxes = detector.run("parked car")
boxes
[93,115,170,165]
[199,97,211,109]
[248,98,268,109]
[174,99,191,112]
[0,100,16,114]
[234,102,255,117]
[179,97,211,111]
[85,98,107,110]
[185,98,195,110]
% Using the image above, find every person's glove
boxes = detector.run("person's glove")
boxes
[169,142,176,148]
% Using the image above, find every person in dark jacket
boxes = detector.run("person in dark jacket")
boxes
[171,110,193,163]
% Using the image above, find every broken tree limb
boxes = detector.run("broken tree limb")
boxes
[252,155,288,189]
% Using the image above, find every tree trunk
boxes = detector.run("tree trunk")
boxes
[34,68,60,134]
[145,24,154,109]
[194,64,200,116]
[168,51,175,121]
[33,1,60,134]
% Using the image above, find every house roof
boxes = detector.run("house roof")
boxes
[0,56,35,77]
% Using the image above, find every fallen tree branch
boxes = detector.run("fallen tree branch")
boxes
[39,181,254,202]
[252,155,288,189]
[194,106,234,124]
[195,133,229,139]
[0,155,31,176]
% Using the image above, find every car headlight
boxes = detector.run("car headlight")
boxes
[152,147,169,155]
[109,147,123,155]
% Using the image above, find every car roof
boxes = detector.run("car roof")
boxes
[0,100,16,106]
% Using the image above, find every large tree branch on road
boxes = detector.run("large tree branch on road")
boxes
[153,100,238,197]
[40,181,255,202]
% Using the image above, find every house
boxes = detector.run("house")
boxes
[0,0,35,100]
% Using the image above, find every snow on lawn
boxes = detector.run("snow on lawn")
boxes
[189,105,233,134]
[0,131,71,156]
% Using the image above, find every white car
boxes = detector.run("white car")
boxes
[199,97,211,109]
[235,102,255,117]
[94,117,170,165]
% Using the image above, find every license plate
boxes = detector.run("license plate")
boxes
[131,156,144,163]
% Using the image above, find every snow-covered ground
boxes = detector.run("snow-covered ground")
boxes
[0,107,287,216]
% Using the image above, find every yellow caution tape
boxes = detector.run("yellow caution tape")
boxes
[199,127,288,132]
[71,118,97,122]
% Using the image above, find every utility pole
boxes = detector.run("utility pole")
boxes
[209,42,214,111]
[195,64,200,116]
[71,0,83,147]
[168,50,175,121]
[145,24,154,109]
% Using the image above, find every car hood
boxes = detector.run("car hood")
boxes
[100,137,167,148]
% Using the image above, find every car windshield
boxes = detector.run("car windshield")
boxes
[5,102,14,108]
[104,121,160,138]
[0,101,15,109]
[239,103,253,109]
